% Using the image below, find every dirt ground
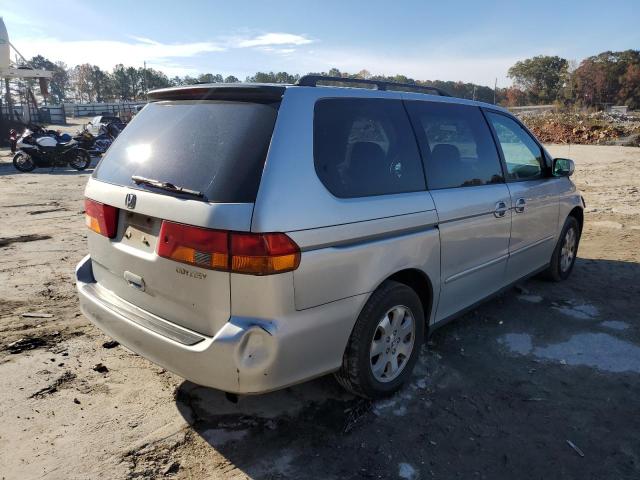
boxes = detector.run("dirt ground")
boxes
[0,141,639,480]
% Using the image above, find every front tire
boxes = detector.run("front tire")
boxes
[335,281,425,399]
[544,216,580,281]
[13,152,36,172]
[70,149,91,170]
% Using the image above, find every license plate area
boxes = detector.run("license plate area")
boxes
[120,212,160,253]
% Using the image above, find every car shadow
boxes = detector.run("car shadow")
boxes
[174,375,368,478]
[172,257,640,478]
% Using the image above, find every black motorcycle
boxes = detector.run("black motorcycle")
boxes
[73,125,115,157]
[12,127,91,172]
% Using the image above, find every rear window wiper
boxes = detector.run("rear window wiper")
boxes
[131,175,204,199]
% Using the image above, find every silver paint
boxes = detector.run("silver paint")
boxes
[77,83,584,394]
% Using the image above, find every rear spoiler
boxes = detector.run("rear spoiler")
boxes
[148,84,286,103]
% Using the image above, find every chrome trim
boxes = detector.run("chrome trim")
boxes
[445,254,508,284]
[328,224,437,250]
[445,234,556,285]
[289,209,438,251]
[437,210,492,224]
[510,234,555,257]
[80,280,206,346]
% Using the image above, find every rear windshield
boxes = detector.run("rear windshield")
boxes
[93,100,278,203]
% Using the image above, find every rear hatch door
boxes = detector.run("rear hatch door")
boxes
[85,90,281,336]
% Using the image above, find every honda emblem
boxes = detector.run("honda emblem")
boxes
[125,193,137,209]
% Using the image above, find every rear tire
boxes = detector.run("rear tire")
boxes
[12,152,36,172]
[543,216,580,282]
[335,280,425,399]
[70,149,91,170]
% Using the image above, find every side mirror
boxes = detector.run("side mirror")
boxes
[552,158,575,177]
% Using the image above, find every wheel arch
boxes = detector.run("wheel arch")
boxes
[384,268,434,333]
[568,206,584,233]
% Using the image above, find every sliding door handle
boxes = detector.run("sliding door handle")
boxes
[515,198,526,213]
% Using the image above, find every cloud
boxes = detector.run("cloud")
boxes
[256,46,298,55]
[236,33,313,48]
[10,26,514,86]
[127,35,162,46]
[11,31,314,76]
[15,36,225,75]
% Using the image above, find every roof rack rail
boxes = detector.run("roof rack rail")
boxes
[296,75,452,97]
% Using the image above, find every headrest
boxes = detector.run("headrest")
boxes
[431,144,461,163]
[350,142,386,170]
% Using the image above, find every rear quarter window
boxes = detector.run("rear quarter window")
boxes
[313,98,426,198]
[93,100,278,203]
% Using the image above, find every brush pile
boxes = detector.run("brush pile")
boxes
[517,111,640,146]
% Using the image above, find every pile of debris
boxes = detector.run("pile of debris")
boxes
[516,111,640,146]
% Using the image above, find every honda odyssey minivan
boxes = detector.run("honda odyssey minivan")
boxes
[76,76,583,398]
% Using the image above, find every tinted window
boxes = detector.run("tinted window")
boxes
[94,100,278,202]
[486,112,543,180]
[406,102,504,189]
[314,98,425,198]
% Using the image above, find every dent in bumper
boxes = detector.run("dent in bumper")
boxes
[75,255,363,394]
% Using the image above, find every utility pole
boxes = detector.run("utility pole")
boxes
[472,85,476,101]
[493,78,497,104]
[4,77,12,120]
[143,61,147,99]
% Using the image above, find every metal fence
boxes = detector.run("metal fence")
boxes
[66,102,146,118]
[0,101,147,125]
[508,105,556,115]
[38,105,67,124]
[0,104,67,125]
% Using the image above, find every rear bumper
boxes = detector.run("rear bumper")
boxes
[75,255,365,394]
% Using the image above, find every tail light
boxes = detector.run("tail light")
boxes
[85,198,118,238]
[157,221,228,270]
[231,232,300,275]
[158,221,300,275]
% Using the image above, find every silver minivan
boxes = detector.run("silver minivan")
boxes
[76,76,584,398]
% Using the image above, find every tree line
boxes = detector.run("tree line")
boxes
[506,50,640,109]
[9,49,640,109]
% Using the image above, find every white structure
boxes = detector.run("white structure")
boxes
[0,17,8,71]
[609,105,629,115]
[0,17,51,79]
[1,17,53,123]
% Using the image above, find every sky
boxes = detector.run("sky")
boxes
[2,0,639,87]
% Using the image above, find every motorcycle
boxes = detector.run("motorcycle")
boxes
[73,125,115,157]
[12,127,91,172]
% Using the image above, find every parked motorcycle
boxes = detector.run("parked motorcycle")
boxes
[73,125,115,157]
[25,124,61,138]
[12,127,91,172]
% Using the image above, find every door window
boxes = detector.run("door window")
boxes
[313,98,426,198]
[485,112,544,180]
[405,102,504,189]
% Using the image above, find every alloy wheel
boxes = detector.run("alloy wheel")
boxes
[560,227,577,272]
[369,305,415,383]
